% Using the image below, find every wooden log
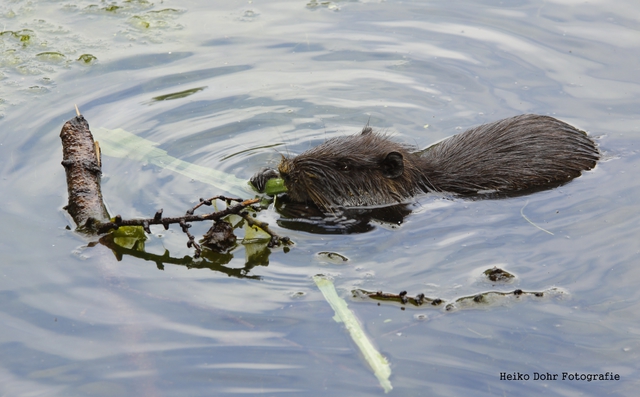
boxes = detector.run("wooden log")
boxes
[60,114,110,231]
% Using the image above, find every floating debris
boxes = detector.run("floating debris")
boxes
[483,266,515,282]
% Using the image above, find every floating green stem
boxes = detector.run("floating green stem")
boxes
[93,127,250,197]
[313,275,392,393]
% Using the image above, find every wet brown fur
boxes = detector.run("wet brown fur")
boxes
[278,114,600,210]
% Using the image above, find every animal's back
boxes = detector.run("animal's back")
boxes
[419,114,600,195]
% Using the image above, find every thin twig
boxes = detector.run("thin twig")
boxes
[97,198,260,234]
[240,212,292,247]
[185,195,244,216]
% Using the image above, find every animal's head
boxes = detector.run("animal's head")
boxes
[278,127,426,210]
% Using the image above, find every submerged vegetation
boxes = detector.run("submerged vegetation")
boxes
[0,0,185,117]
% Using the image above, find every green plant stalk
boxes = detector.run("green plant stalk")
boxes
[93,127,250,197]
[313,275,392,393]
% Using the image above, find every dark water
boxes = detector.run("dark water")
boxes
[1,0,639,395]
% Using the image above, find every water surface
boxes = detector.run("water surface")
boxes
[1,0,639,395]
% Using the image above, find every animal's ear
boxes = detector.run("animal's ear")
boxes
[381,151,404,179]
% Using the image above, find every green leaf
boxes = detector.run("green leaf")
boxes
[243,222,271,242]
[264,178,287,195]
[111,225,147,250]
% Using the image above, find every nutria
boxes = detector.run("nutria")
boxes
[253,114,599,210]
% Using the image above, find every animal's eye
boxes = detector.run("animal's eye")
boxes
[339,162,350,171]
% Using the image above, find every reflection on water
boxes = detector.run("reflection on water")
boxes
[1,0,640,395]
[274,197,414,234]
[100,233,267,279]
